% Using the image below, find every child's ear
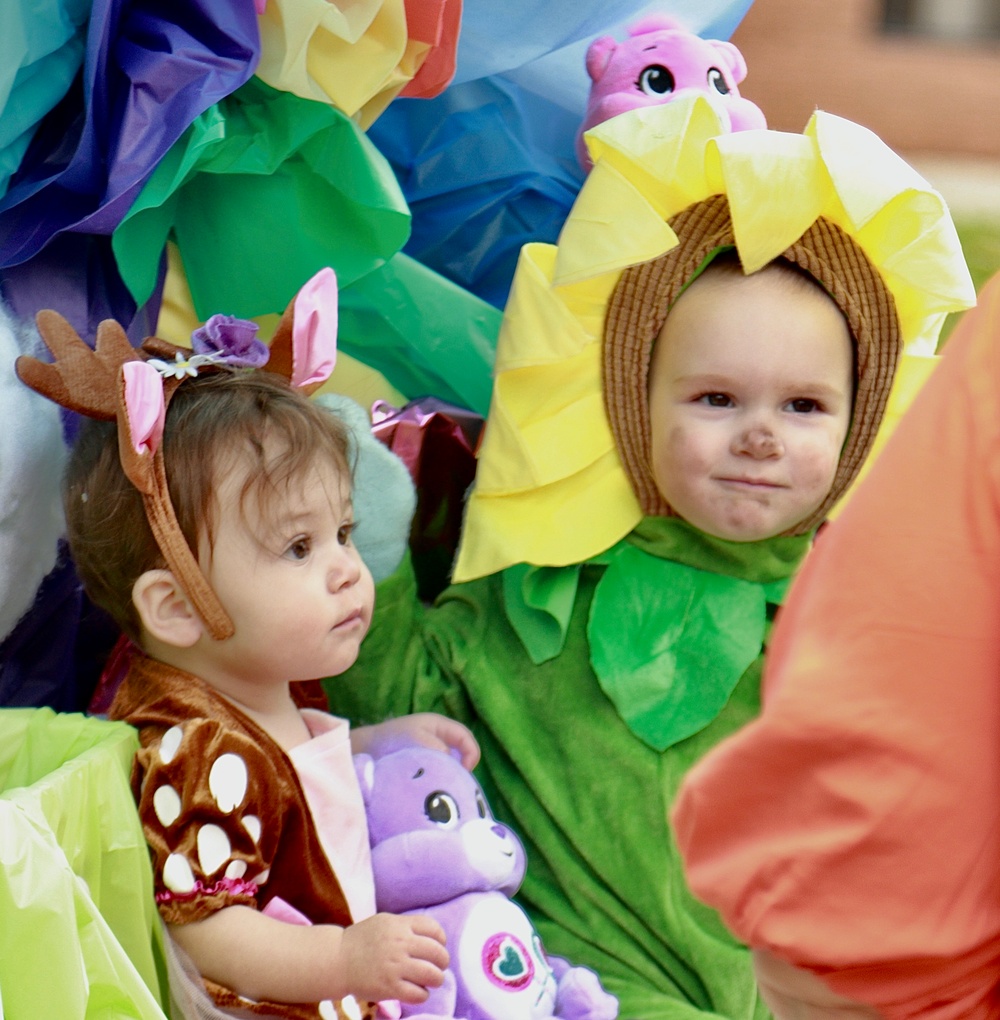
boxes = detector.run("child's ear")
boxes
[132,569,204,648]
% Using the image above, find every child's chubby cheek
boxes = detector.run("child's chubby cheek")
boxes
[791,434,845,494]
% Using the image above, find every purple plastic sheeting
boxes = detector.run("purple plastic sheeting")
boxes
[0,233,164,344]
[0,0,260,268]
[0,547,120,713]
[0,233,165,443]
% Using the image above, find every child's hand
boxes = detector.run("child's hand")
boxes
[353,712,480,770]
[340,912,449,1004]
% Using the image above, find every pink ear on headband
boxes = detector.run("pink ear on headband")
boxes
[122,360,166,457]
[291,267,338,391]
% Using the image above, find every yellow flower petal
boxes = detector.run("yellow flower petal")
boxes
[454,453,641,580]
[476,348,612,495]
[495,245,594,372]
[711,130,830,272]
[583,96,725,220]
[552,160,678,287]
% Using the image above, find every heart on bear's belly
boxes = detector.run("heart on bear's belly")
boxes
[483,932,533,991]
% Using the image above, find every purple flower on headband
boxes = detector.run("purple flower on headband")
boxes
[191,314,269,368]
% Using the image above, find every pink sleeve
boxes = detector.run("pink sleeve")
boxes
[673,273,1000,1019]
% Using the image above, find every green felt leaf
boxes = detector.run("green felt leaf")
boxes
[503,562,582,665]
[589,547,767,750]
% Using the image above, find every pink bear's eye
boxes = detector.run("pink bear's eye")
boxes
[707,67,730,95]
[637,64,675,96]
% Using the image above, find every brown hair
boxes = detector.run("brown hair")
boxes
[65,369,352,641]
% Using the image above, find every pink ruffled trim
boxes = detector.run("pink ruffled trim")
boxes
[156,876,259,905]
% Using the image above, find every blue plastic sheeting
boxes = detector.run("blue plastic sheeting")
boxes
[371,78,585,310]
[372,0,756,307]
[454,0,756,105]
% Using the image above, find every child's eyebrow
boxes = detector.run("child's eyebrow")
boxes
[273,498,355,531]
[797,382,847,397]
[671,373,736,387]
[773,380,848,400]
[673,373,845,396]
[274,511,314,528]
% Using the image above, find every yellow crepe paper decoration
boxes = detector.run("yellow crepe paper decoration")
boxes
[453,97,976,583]
[256,0,426,129]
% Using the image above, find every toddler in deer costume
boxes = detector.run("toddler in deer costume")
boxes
[16,270,478,1020]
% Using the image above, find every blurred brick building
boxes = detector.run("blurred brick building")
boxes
[731,0,1000,158]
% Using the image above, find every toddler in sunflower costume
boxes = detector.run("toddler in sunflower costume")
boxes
[325,99,975,1018]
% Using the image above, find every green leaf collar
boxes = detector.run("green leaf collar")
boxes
[502,517,811,750]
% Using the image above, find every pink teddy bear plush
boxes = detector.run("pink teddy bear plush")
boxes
[576,14,766,170]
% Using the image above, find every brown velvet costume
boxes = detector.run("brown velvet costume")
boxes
[110,652,377,1020]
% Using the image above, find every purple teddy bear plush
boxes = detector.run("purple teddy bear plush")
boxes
[355,745,619,1020]
[576,13,766,170]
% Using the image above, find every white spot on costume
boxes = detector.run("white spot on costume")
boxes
[225,859,248,880]
[209,753,248,812]
[159,725,183,764]
[242,815,262,843]
[153,784,181,827]
[163,853,196,894]
[197,823,232,877]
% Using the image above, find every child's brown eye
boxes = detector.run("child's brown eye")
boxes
[337,523,356,545]
[287,538,310,560]
[701,393,732,408]
[789,398,819,413]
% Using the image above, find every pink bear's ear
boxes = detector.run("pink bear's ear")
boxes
[585,35,617,82]
[627,13,685,36]
[708,39,748,84]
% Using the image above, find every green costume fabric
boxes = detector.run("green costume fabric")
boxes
[325,526,807,1020]
[502,518,808,751]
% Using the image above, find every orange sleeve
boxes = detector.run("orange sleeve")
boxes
[672,272,1000,1019]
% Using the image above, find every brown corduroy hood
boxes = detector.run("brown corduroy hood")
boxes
[603,194,902,536]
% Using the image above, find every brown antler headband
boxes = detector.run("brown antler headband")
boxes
[16,268,339,641]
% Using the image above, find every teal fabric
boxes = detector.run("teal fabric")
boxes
[0,0,89,196]
[503,518,808,749]
[326,552,781,1019]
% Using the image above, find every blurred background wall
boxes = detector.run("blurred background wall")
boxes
[731,0,999,157]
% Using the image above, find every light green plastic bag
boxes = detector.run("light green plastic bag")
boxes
[0,708,168,1019]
